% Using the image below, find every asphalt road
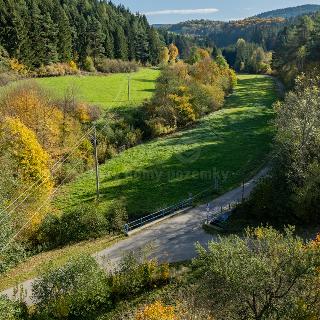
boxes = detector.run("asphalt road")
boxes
[1,167,269,304]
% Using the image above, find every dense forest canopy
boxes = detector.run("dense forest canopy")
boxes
[0,0,162,68]
[273,12,320,85]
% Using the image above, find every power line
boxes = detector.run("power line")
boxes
[0,126,95,222]
[0,81,125,224]
[0,159,85,253]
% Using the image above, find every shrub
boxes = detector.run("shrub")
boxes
[83,56,96,72]
[0,72,22,87]
[0,296,27,320]
[135,301,177,320]
[32,255,111,319]
[36,62,80,77]
[111,249,168,299]
[9,58,28,75]
[106,202,128,233]
[37,203,109,248]
[96,58,139,73]
[144,58,236,138]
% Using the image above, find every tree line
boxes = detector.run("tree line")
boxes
[274,13,320,86]
[0,0,162,68]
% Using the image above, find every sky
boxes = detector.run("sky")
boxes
[111,0,320,24]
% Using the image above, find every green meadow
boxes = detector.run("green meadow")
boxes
[34,68,160,110]
[54,75,278,219]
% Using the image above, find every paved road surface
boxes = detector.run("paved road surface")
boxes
[1,167,269,304]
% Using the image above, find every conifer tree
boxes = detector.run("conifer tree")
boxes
[114,26,128,60]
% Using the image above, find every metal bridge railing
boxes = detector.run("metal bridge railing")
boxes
[124,197,192,234]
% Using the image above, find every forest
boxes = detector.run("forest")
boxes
[0,0,161,68]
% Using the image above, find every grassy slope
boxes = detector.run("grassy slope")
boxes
[0,235,123,291]
[55,75,277,219]
[34,68,160,110]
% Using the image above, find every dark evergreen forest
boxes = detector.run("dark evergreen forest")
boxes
[0,0,162,68]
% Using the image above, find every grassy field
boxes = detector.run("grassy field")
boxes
[33,68,160,110]
[54,75,278,219]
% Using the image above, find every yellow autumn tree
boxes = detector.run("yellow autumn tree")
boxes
[0,117,53,237]
[159,46,169,66]
[168,44,179,63]
[0,83,84,161]
[197,48,210,60]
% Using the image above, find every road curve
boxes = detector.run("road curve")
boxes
[1,167,269,304]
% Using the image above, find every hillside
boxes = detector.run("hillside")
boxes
[158,18,287,49]
[255,4,320,19]
[54,75,277,219]
[158,4,320,49]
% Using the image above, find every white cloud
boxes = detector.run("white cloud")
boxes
[144,8,219,16]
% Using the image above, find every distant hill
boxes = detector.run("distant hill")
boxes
[155,4,320,49]
[255,4,320,19]
[157,18,288,49]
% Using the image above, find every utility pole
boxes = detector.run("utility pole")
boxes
[94,125,100,200]
[128,74,131,101]
[242,180,245,202]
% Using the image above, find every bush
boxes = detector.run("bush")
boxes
[0,45,10,73]
[135,301,176,320]
[36,62,80,77]
[96,59,139,73]
[37,203,109,248]
[106,202,128,234]
[0,72,22,87]
[0,296,27,320]
[9,58,28,75]
[83,56,96,72]
[111,249,170,300]
[32,255,112,319]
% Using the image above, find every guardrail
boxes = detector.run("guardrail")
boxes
[124,197,193,234]
[205,199,242,224]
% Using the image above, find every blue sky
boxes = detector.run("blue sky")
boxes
[111,0,320,24]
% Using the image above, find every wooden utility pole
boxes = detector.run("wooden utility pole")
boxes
[242,180,245,202]
[94,125,100,199]
[128,75,131,101]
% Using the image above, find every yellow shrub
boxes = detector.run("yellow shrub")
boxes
[9,58,28,75]
[76,103,91,123]
[159,263,170,283]
[69,60,78,71]
[135,301,177,320]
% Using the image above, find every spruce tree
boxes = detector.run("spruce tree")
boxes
[113,25,128,60]
[87,16,105,62]
[55,7,73,62]
[42,12,59,65]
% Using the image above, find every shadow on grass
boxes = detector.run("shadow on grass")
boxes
[70,109,273,219]
[56,76,277,219]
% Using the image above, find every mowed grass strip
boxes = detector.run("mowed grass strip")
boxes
[34,68,160,110]
[0,234,124,292]
[54,75,278,218]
